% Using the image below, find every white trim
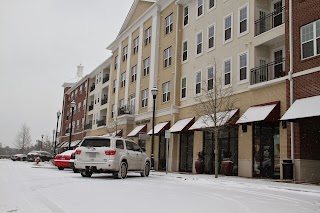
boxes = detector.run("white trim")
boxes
[196,0,204,20]
[237,50,249,84]
[182,4,189,29]
[195,70,202,96]
[206,64,214,91]
[300,19,320,60]
[207,23,216,52]
[292,66,320,78]
[207,0,216,13]
[238,3,249,38]
[135,25,144,114]
[223,12,233,45]
[182,39,189,64]
[180,76,187,101]
[195,30,204,57]
[223,57,232,88]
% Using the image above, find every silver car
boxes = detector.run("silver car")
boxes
[74,136,151,179]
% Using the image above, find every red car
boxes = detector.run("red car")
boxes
[54,150,75,171]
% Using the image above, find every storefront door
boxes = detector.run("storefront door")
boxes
[179,132,194,172]
[253,123,279,178]
[158,134,166,171]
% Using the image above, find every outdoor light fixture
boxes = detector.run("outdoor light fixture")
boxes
[150,86,158,170]
[69,101,76,150]
[54,110,61,155]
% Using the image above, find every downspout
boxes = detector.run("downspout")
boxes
[289,0,295,180]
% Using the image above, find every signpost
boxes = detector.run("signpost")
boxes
[165,130,170,174]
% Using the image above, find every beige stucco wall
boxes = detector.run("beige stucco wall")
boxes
[126,1,154,28]
[295,159,320,183]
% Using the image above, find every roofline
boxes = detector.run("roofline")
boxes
[88,56,112,78]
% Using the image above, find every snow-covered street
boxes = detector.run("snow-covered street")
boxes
[1,159,320,213]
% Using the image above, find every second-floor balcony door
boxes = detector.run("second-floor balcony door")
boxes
[274,50,283,78]
[273,1,283,28]
[259,59,267,82]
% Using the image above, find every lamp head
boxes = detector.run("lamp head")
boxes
[151,87,158,97]
[71,100,76,108]
[57,110,61,117]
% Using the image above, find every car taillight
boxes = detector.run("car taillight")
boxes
[55,155,62,159]
[105,150,116,155]
[75,150,81,155]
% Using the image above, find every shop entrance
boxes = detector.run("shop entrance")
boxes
[253,123,280,178]
[179,132,194,172]
[158,134,166,171]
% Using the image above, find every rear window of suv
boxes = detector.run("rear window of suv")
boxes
[81,138,111,147]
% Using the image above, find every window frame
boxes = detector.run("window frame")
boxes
[145,27,151,46]
[196,31,203,57]
[183,5,189,27]
[223,58,232,87]
[131,65,137,83]
[141,89,148,108]
[162,81,171,103]
[114,55,118,70]
[123,46,128,61]
[164,46,172,68]
[181,76,187,100]
[238,3,249,37]
[195,70,202,95]
[133,37,139,54]
[143,57,150,76]
[113,79,117,93]
[182,39,188,63]
[301,20,320,60]
[238,50,249,84]
[165,13,173,35]
[207,66,214,91]
[208,0,216,12]
[223,13,233,44]
[121,72,126,88]
[197,0,204,19]
[207,24,216,51]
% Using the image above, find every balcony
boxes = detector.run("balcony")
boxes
[255,6,284,36]
[90,84,95,92]
[65,128,70,134]
[118,105,135,116]
[250,58,285,85]
[88,105,94,111]
[101,97,108,106]
[84,122,92,130]
[103,75,110,83]
[97,119,106,127]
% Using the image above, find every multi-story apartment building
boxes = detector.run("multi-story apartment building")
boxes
[59,65,89,151]
[281,0,320,182]
[58,0,319,182]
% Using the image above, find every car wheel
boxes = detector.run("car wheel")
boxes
[112,173,118,179]
[85,171,92,177]
[141,162,150,177]
[118,162,128,179]
[80,170,87,177]
[58,167,64,170]
[73,168,79,173]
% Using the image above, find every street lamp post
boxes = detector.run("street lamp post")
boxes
[69,101,76,150]
[54,110,61,155]
[41,134,44,151]
[150,87,158,170]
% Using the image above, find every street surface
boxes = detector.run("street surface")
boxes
[1,159,320,213]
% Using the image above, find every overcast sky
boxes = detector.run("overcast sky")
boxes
[0,0,133,148]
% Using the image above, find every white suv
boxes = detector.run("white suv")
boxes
[74,136,151,179]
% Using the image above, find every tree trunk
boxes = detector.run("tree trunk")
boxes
[214,128,219,178]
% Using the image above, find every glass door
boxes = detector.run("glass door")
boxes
[158,134,166,171]
[273,1,283,27]
[203,131,214,174]
[274,50,283,78]
[179,132,194,172]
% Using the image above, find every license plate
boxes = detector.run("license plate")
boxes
[61,157,65,160]
[88,152,96,158]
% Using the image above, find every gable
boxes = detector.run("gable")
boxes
[118,0,155,36]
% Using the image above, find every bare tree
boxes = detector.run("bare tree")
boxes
[194,59,237,178]
[105,117,124,136]
[14,123,32,153]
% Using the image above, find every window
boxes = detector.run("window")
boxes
[113,79,116,93]
[83,99,86,110]
[182,40,188,61]
[224,59,231,85]
[111,104,115,118]
[133,37,139,54]
[239,53,247,81]
[301,20,320,59]
[95,113,98,124]
[82,118,84,128]
[78,102,81,112]
[75,89,78,97]
[207,66,214,90]
[209,0,215,10]
[165,13,173,35]
[164,47,172,68]
[116,140,124,149]
[196,71,201,94]
[208,25,215,49]
[196,32,203,55]
[123,46,128,61]
[76,120,79,129]
[224,14,232,42]
[162,82,170,102]
[79,85,82,94]
[145,27,151,46]
[181,77,187,99]
[119,99,124,108]
[97,92,100,103]
[114,55,118,70]
[239,5,248,35]
[197,0,204,17]
[143,57,150,76]
[121,72,126,87]
[141,89,148,107]
[131,65,137,82]
[85,82,87,91]
[126,141,134,151]
[183,5,189,26]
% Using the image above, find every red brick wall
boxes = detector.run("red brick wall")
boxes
[285,0,320,73]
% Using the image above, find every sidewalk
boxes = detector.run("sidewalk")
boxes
[150,171,320,194]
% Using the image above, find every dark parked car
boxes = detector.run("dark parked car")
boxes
[27,151,52,162]
[11,154,27,161]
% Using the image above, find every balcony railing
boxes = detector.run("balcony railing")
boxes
[101,97,108,105]
[88,105,94,111]
[250,58,285,85]
[65,128,70,134]
[84,122,92,130]
[255,6,284,36]
[90,84,95,92]
[118,105,135,116]
[97,119,106,127]
[103,75,110,83]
